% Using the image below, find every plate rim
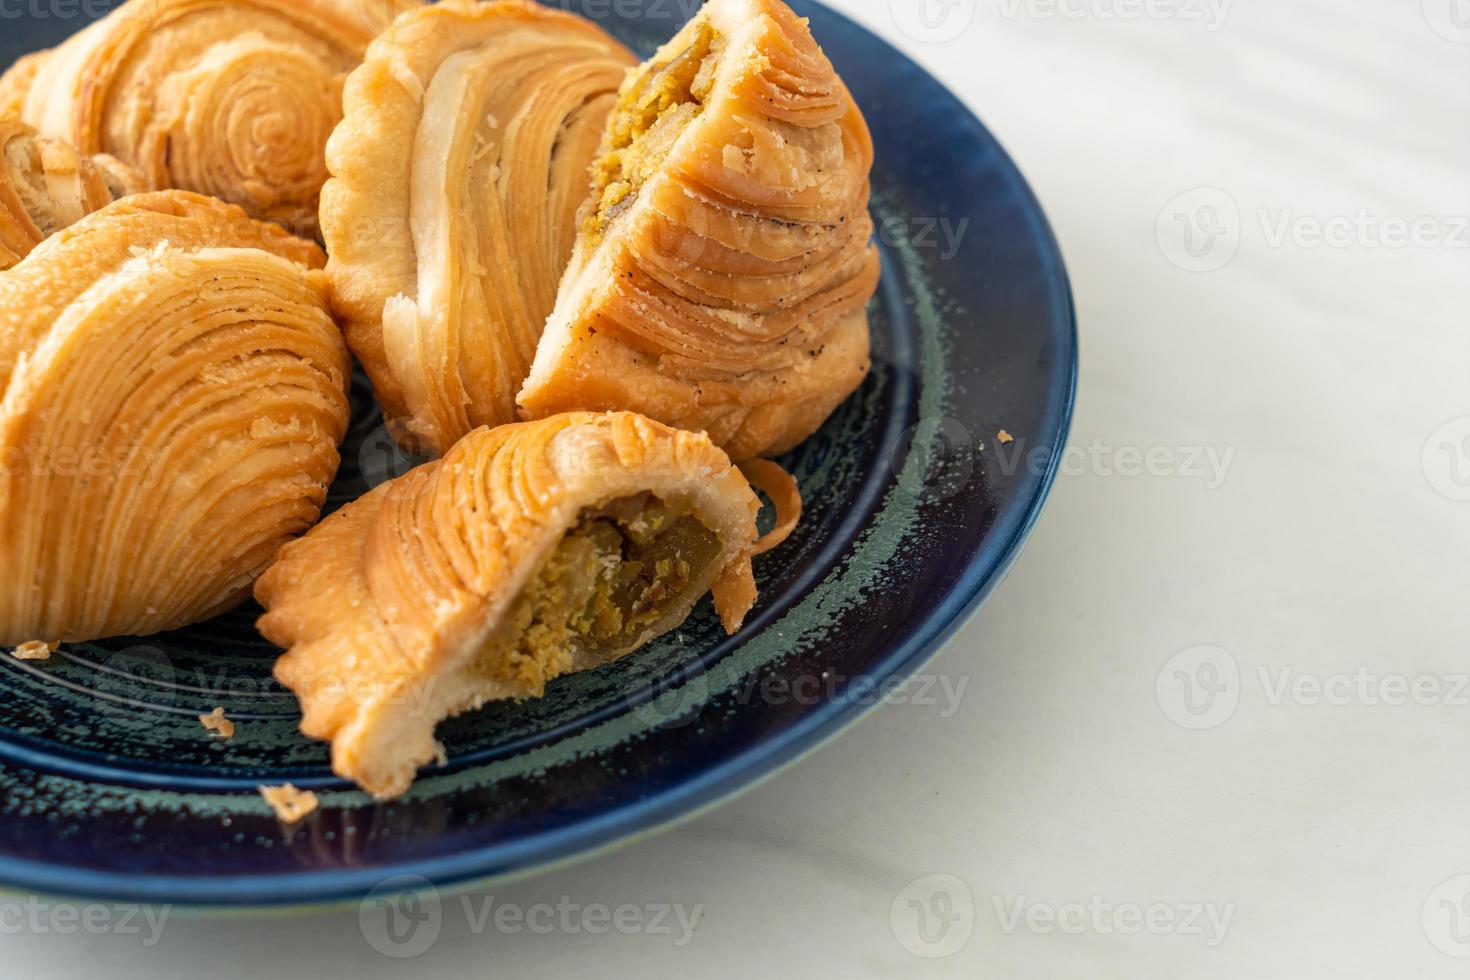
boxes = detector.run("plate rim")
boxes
[0,0,1078,909]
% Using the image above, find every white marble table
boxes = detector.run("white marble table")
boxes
[8,1,1469,976]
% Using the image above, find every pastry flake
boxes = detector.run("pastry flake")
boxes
[322,0,637,454]
[0,117,146,271]
[0,0,423,237]
[259,783,319,824]
[518,0,881,459]
[10,640,56,661]
[0,190,351,645]
[199,707,235,739]
[256,411,764,799]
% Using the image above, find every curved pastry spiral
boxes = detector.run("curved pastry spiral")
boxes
[257,411,762,799]
[0,191,351,645]
[518,0,880,460]
[322,0,635,455]
[0,0,420,237]
[0,117,146,271]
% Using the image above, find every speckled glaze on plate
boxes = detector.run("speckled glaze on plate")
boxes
[0,0,1076,907]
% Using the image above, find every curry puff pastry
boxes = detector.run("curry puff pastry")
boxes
[518,0,880,460]
[0,191,350,645]
[0,117,145,271]
[256,412,763,799]
[322,0,636,455]
[0,0,420,238]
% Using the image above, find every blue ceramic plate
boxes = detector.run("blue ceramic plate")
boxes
[0,1,1075,907]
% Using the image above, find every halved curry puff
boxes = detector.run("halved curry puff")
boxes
[256,411,767,799]
[518,0,880,459]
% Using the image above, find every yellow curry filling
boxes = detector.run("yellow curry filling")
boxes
[471,493,721,693]
[585,23,723,237]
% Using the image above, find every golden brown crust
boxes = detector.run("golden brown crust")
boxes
[322,0,636,454]
[0,190,350,644]
[518,0,879,459]
[0,116,145,270]
[256,411,762,799]
[8,0,421,237]
[739,458,801,556]
[0,53,47,121]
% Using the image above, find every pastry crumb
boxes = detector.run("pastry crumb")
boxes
[199,707,235,739]
[259,784,318,824]
[11,640,56,661]
[997,429,1014,444]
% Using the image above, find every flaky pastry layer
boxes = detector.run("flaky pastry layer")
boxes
[518,0,880,459]
[256,411,762,799]
[0,0,420,237]
[0,115,145,270]
[322,0,636,454]
[0,191,350,644]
